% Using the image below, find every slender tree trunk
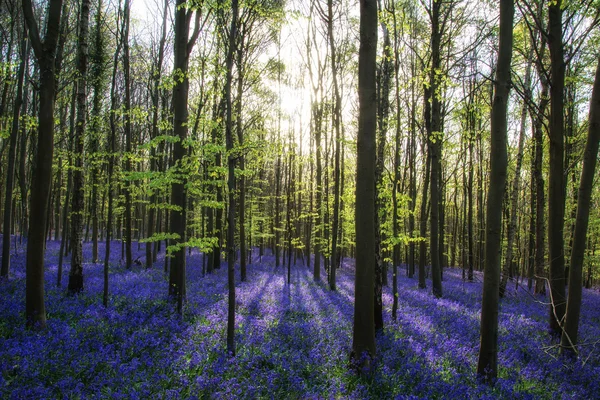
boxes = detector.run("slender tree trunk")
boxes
[407,21,417,279]
[122,0,133,269]
[236,41,247,282]
[146,0,168,269]
[500,56,532,298]
[68,0,90,294]
[547,0,566,335]
[314,103,323,281]
[428,0,442,298]
[391,74,401,322]
[1,33,27,279]
[104,0,124,306]
[560,57,600,355]
[352,0,377,368]
[89,1,106,264]
[58,86,76,287]
[326,0,342,292]
[22,0,64,329]
[224,0,239,356]
[307,15,324,280]
[418,149,431,289]
[477,0,513,383]
[373,0,392,330]
[169,1,202,315]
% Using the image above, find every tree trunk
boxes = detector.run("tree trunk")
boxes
[236,40,247,282]
[477,0,513,383]
[533,23,549,295]
[418,149,431,289]
[89,0,107,264]
[122,0,133,270]
[500,55,532,298]
[352,0,377,368]
[1,32,27,279]
[224,0,239,356]
[547,0,566,336]
[146,0,168,269]
[428,0,442,298]
[68,0,90,294]
[327,0,342,292]
[22,0,64,329]
[560,57,600,355]
[373,0,392,330]
[313,102,323,281]
[169,1,202,315]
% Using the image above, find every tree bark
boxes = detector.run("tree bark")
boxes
[22,0,64,329]
[146,0,168,269]
[418,148,430,289]
[547,0,567,336]
[1,32,27,279]
[122,0,133,270]
[68,0,90,294]
[224,0,239,356]
[499,54,532,298]
[477,0,513,383]
[560,57,600,355]
[428,0,443,298]
[374,0,392,330]
[352,0,377,369]
[326,0,342,292]
[169,0,202,315]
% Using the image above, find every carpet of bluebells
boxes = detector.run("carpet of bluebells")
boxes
[1,238,600,399]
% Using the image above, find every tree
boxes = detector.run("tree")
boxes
[224,0,240,356]
[477,0,513,383]
[500,49,533,298]
[547,0,567,336]
[560,56,600,355]
[104,0,125,307]
[169,0,203,314]
[89,0,108,265]
[374,0,393,330]
[325,0,342,292]
[122,0,133,270]
[68,0,91,294]
[146,0,169,269]
[306,0,326,282]
[426,0,445,299]
[22,0,64,329]
[351,0,377,369]
[1,25,28,280]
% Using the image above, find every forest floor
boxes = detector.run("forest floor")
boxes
[1,239,599,399]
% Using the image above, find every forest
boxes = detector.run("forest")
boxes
[1,0,600,398]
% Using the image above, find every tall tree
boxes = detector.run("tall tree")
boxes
[225,0,239,356]
[1,27,28,279]
[324,0,342,291]
[146,0,169,269]
[104,0,124,307]
[351,0,377,369]
[22,0,64,328]
[477,0,513,383]
[547,0,567,336]
[89,0,107,264]
[374,0,393,330]
[68,0,91,294]
[122,0,133,269]
[499,51,532,298]
[426,0,444,298]
[306,1,326,282]
[169,0,203,315]
[560,57,600,355]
